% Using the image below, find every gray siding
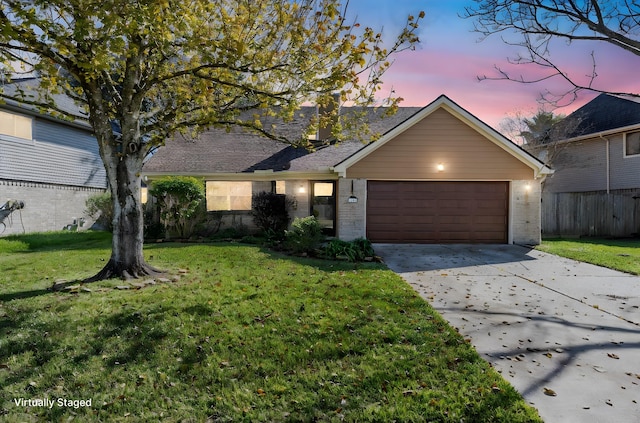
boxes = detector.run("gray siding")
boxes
[0,116,106,188]
[544,138,607,193]
[610,135,640,190]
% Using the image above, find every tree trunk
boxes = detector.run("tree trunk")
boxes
[85,153,163,282]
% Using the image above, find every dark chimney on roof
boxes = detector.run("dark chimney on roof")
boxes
[317,92,340,143]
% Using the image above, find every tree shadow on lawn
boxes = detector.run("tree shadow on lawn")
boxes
[0,302,174,389]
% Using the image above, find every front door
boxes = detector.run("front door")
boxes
[311,181,336,236]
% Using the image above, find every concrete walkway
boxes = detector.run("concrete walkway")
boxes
[375,244,640,423]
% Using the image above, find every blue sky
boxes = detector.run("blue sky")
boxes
[345,0,640,129]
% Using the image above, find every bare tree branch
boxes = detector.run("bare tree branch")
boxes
[465,0,640,107]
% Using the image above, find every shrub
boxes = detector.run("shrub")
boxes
[251,191,293,238]
[324,238,375,262]
[284,216,324,254]
[85,191,113,231]
[149,176,206,239]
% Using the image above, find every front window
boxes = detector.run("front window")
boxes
[0,110,32,140]
[625,131,640,157]
[206,181,252,211]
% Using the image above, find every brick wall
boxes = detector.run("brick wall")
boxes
[336,178,366,240]
[0,180,104,235]
[511,179,542,245]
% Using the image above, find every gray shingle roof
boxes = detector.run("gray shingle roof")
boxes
[551,94,640,140]
[143,107,421,174]
[1,77,91,127]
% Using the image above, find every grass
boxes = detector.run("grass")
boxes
[537,237,640,275]
[0,232,542,422]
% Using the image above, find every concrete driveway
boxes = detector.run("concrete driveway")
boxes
[375,244,640,423]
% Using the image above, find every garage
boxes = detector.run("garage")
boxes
[366,181,508,243]
[333,95,552,245]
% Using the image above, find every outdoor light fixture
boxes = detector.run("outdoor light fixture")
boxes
[298,185,306,194]
[348,180,358,203]
[525,183,532,191]
[436,163,445,172]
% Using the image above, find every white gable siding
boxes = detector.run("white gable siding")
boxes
[0,117,106,189]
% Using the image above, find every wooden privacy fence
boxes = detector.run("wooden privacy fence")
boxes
[542,190,640,237]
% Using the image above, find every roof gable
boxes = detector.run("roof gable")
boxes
[334,95,552,178]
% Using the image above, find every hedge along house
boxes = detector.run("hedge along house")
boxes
[143,95,552,244]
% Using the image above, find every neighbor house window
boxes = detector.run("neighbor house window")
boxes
[0,110,32,140]
[625,131,640,157]
[206,181,252,211]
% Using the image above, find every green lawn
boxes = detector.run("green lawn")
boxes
[0,232,541,422]
[538,238,640,275]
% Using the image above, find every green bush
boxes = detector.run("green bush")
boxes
[284,216,324,254]
[149,176,206,239]
[324,238,375,262]
[251,191,293,238]
[85,191,113,231]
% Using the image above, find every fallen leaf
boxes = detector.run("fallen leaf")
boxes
[607,353,620,360]
[543,387,557,397]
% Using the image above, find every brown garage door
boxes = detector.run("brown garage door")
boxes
[367,181,508,243]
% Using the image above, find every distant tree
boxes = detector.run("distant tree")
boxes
[520,110,566,144]
[501,108,584,170]
[0,1,423,281]
[465,0,640,106]
[500,109,563,144]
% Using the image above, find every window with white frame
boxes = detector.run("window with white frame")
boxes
[625,131,640,157]
[206,181,252,211]
[0,110,32,140]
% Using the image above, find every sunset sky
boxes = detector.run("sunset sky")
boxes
[346,0,640,130]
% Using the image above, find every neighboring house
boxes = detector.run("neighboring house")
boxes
[0,78,107,235]
[144,95,551,244]
[535,94,640,237]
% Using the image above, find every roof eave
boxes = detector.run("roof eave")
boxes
[550,122,640,145]
[142,169,338,181]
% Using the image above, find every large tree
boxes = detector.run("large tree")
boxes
[465,0,640,105]
[0,0,422,281]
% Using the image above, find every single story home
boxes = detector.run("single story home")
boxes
[143,95,552,244]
